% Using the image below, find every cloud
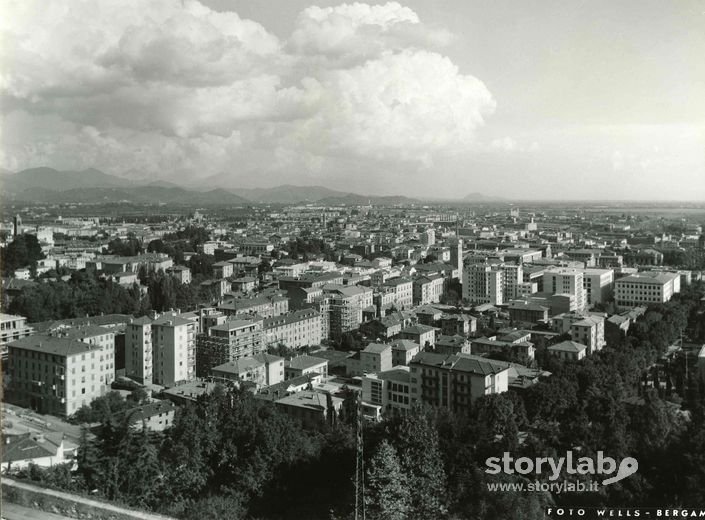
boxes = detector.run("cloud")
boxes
[1,0,495,181]
[490,137,540,153]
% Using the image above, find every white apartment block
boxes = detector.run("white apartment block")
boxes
[263,309,322,349]
[6,335,114,417]
[125,317,154,385]
[362,366,413,418]
[151,314,197,386]
[410,352,510,409]
[580,268,614,306]
[501,264,523,302]
[381,277,413,310]
[125,312,197,387]
[413,274,444,306]
[570,316,606,354]
[614,272,680,309]
[462,262,504,305]
[543,268,587,311]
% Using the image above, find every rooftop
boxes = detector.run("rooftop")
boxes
[549,340,588,353]
[362,343,391,354]
[286,354,328,370]
[8,335,102,356]
[411,351,508,376]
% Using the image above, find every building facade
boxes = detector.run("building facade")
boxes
[6,335,114,416]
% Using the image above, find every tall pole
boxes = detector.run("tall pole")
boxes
[354,392,365,520]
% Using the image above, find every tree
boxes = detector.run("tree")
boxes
[366,440,411,520]
[1,233,45,275]
[106,233,143,256]
[395,406,447,518]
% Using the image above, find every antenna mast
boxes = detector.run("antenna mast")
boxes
[354,392,365,520]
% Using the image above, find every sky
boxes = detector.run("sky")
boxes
[1,0,704,200]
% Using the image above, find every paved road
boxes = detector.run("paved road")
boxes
[1,501,74,520]
[3,403,85,445]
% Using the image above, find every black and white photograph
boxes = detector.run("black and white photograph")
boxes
[1,1,704,519]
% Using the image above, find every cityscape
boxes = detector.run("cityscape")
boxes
[2,1,705,520]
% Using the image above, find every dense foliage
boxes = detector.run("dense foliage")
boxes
[1,233,45,276]
[8,271,148,322]
[71,389,150,424]
[106,233,144,257]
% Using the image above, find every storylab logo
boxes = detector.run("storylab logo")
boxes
[485,451,639,487]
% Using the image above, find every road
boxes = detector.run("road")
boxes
[1,502,74,520]
[3,403,85,445]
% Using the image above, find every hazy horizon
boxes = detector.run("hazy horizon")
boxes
[2,0,704,201]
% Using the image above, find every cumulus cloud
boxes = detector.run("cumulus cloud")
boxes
[1,0,495,181]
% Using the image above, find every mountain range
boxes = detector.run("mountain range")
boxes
[0,167,500,205]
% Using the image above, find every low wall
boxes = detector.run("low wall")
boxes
[1,477,177,520]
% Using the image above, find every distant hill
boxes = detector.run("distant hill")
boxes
[317,194,420,206]
[0,166,421,206]
[232,184,354,204]
[463,192,506,202]
[9,186,250,205]
[3,167,134,193]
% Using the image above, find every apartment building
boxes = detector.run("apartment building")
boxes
[435,335,471,355]
[218,295,289,319]
[125,313,197,387]
[212,261,234,279]
[503,249,543,265]
[284,354,329,379]
[370,268,403,287]
[6,335,114,416]
[580,268,614,306]
[263,309,322,349]
[212,353,285,388]
[1,313,34,365]
[501,264,524,302]
[391,339,421,366]
[570,316,606,354]
[381,277,414,310]
[1,313,34,347]
[614,271,680,309]
[151,314,197,386]
[462,262,504,305]
[362,366,413,418]
[413,274,444,306]
[409,352,510,410]
[400,324,437,348]
[543,268,587,311]
[322,284,373,340]
[548,340,587,361]
[360,343,393,375]
[195,318,264,377]
[470,336,535,363]
[125,317,153,385]
[506,301,550,324]
[440,314,476,336]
